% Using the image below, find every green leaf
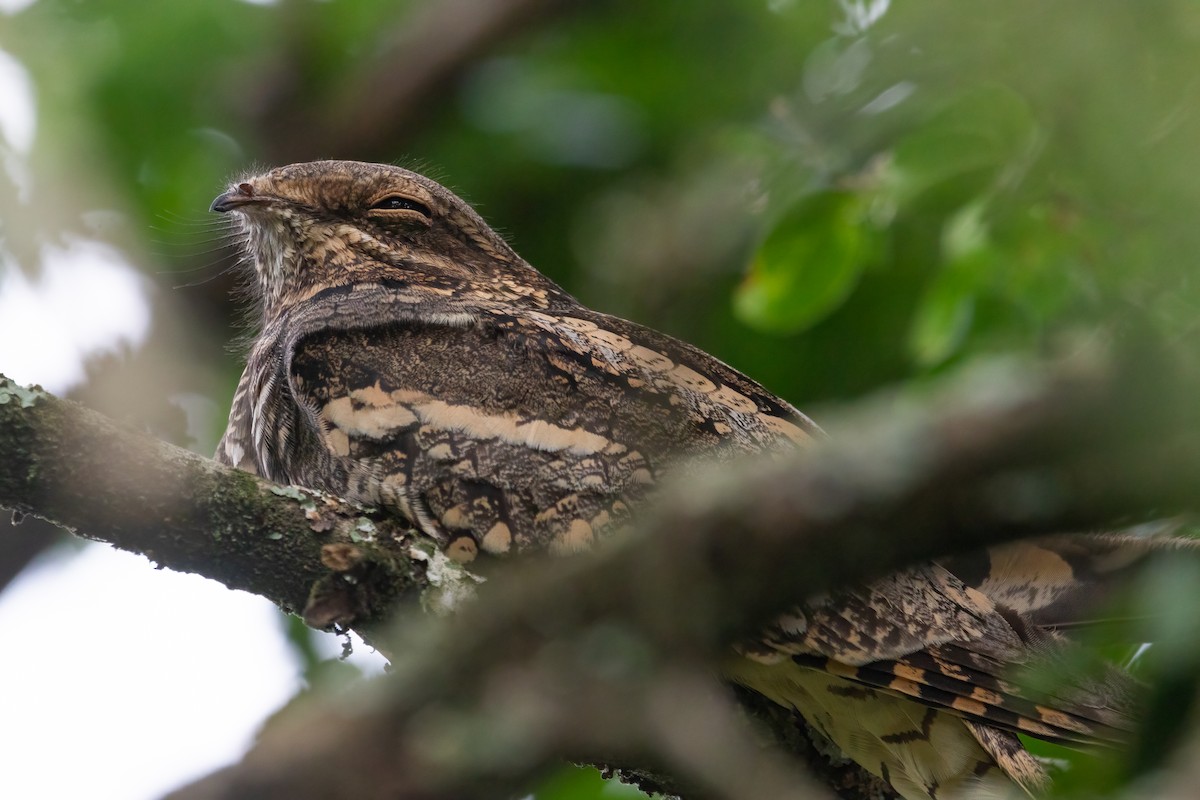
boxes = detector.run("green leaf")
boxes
[907,203,991,366]
[532,765,654,800]
[1121,558,1200,779]
[736,190,873,334]
[1022,733,1124,797]
[886,84,1039,213]
[907,272,975,367]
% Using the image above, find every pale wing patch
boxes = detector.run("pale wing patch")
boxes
[628,344,674,372]
[446,535,478,564]
[585,327,634,352]
[710,384,758,413]
[440,503,471,529]
[557,316,598,333]
[326,427,351,456]
[669,363,717,393]
[321,382,612,456]
[481,522,513,554]
[979,544,1077,614]
[760,415,810,444]
[351,382,393,407]
[413,399,611,455]
[549,518,594,555]
[323,394,418,439]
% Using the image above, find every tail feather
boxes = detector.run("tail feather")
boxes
[962,720,1047,798]
[792,652,1130,746]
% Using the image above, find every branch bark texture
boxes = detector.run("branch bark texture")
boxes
[0,375,442,637]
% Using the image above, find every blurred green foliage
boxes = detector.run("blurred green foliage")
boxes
[9,0,1200,406]
[532,766,656,800]
[5,0,1200,796]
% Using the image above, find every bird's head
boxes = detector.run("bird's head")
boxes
[212,160,563,320]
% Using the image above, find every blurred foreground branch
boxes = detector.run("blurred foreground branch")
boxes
[3,344,1200,799]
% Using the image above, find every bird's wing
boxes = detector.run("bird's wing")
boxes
[939,532,1190,630]
[280,296,817,557]
[726,536,1184,798]
[743,534,1189,749]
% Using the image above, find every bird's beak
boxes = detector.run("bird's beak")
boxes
[210,183,259,213]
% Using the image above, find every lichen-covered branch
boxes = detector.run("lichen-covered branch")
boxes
[0,374,461,639]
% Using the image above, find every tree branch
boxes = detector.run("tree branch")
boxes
[0,375,462,641]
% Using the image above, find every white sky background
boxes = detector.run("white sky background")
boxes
[0,35,384,800]
[0,548,303,800]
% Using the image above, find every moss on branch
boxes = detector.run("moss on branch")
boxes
[0,372,445,633]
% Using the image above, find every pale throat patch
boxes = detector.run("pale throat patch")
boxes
[242,215,304,311]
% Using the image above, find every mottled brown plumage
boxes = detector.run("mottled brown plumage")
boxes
[213,161,1169,799]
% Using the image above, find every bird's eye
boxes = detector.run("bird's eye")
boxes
[369,196,432,218]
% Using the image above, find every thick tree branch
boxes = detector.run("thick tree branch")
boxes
[0,375,460,640]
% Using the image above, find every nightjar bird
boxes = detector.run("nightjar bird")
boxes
[213,160,1164,800]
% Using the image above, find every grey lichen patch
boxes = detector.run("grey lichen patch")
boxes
[268,483,344,537]
[331,515,375,543]
[266,484,371,535]
[268,484,307,500]
[409,541,485,617]
[268,483,318,512]
[202,469,271,543]
[350,517,377,543]
[0,378,46,409]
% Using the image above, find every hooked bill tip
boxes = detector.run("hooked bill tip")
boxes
[210,182,257,213]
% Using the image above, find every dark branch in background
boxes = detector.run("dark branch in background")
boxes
[252,0,577,162]
[5,343,1200,800]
